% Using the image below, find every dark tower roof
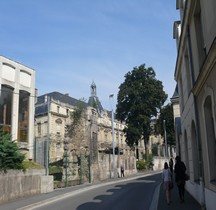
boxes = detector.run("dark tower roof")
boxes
[88,81,104,114]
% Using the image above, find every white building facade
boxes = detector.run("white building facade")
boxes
[0,56,36,160]
[173,0,216,209]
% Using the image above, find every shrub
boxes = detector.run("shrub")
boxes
[0,130,25,171]
[49,161,63,181]
[145,154,154,169]
[137,154,154,171]
[49,166,62,174]
[22,160,44,170]
[136,161,146,170]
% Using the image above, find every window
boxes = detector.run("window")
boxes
[0,85,13,133]
[116,132,119,143]
[37,123,41,137]
[57,106,60,113]
[56,123,61,134]
[204,96,216,184]
[55,118,62,135]
[56,144,61,157]
[184,49,192,96]
[18,90,29,143]
[179,78,184,111]
[194,0,206,69]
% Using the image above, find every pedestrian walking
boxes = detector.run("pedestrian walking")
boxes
[162,162,173,205]
[174,155,186,203]
[120,165,124,177]
[169,158,174,174]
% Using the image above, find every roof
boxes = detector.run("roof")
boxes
[170,85,179,102]
[35,91,88,116]
[88,96,104,114]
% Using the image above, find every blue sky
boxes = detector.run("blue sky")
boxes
[0,0,179,110]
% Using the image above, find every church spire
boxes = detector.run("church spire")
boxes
[88,81,104,114]
[91,81,96,97]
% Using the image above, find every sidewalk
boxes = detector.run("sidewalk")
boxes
[157,182,202,210]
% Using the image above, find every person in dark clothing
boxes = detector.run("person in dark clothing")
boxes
[120,165,124,177]
[169,158,174,174]
[174,156,186,203]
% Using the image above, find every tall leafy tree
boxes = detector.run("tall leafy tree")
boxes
[155,103,175,146]
[116,64,167,154]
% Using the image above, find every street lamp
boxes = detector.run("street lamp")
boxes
[109,94,116,178]
[46,96,50,176]
[163,120,168,158]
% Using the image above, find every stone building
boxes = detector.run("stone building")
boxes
[0,55,36,160]
[173,0,216,209]
[35,82,137,183]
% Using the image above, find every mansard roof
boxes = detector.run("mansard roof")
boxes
[171,85,179,99]
[170,85,179,102]
[35,91,87,116]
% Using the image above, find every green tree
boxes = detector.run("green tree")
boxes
[66,99,87,138]
[0,130,25,171]
[155,103,175,146]
[116,64,167,154]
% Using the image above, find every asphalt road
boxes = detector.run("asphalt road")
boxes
[34,173,161,210]
[0,172,161,210]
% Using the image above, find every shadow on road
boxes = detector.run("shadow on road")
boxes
[76,174,160,210]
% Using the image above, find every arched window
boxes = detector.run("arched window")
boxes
[204,96,216,184]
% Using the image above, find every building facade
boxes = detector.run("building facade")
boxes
[35,82,137,182]
[0,56,36,160]
[173,0,216,209]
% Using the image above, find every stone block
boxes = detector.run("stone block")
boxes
[41,175,54,193]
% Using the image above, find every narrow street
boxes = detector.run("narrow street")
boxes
[34,173,161,210]
[0,172,161,210]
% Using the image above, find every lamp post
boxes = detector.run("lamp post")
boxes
[118,123,120,177]
[163,120,168,159]
[46,96,50,176]
[109,94,116,178]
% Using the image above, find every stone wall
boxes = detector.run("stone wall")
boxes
[0,169,53,204]
[153,156,169,171]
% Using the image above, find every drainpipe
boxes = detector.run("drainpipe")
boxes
[187,25,206,209]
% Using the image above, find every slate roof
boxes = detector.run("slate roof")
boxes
[35,91,88,116]
[170,85,179,102]
[88,96,104,114]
